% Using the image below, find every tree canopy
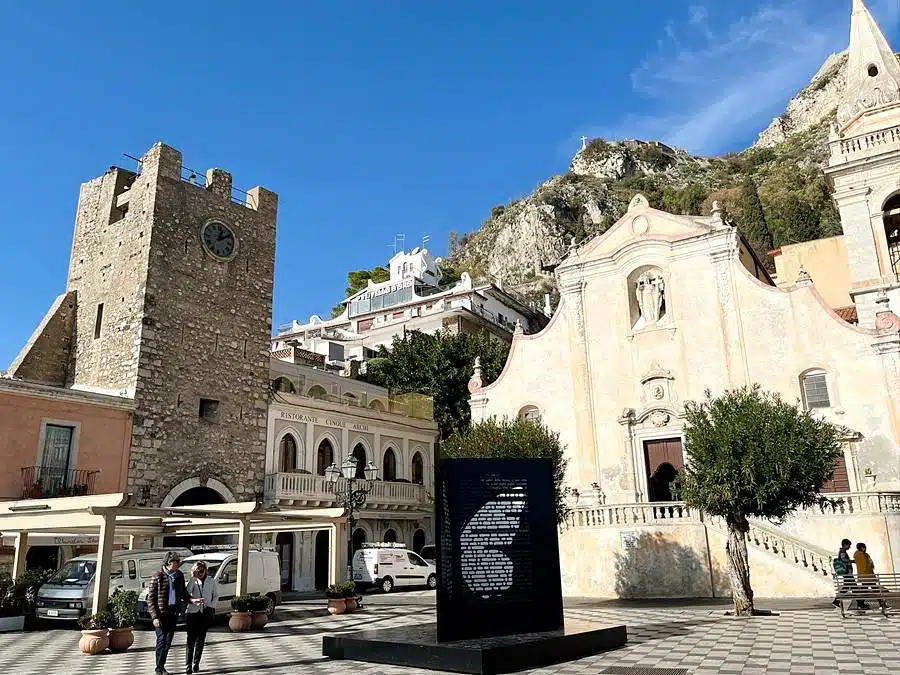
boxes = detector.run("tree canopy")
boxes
[679,385,843,615]
[442,417,570,524]
[363,329,509,439]
[737,177,775,268]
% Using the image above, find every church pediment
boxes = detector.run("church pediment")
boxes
[560,193,727,268]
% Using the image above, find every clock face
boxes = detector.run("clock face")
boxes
[200,220,237,260]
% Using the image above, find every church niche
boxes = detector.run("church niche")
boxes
[628,266,668,331]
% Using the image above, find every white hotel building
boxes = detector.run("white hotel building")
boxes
[272,248,549,369]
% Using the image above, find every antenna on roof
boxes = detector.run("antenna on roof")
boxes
[396,233,406,253]
[422,234,430,248]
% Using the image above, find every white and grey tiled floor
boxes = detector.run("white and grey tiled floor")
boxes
[2,592,899,674]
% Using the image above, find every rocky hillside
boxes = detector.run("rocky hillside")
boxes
[446,52,859,305]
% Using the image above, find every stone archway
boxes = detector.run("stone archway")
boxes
[161,477,235,508]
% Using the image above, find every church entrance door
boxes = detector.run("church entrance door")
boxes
[644,438,684,502]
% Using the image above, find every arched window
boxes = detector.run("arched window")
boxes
[352,443,367,479]
[279,434,298,473]
[316,439,334,476]
[413,529,426,554]
[272,377,295,394]
[343,392,357,406]
[369,399,386,412]
[519,406,541,424]
[383,448,397,482]
[411,452,424,485]
[801,370,831,409]
[307,385,328,400]
[384,528,397,543]
[884,194,900,275]
[352,528,367,554]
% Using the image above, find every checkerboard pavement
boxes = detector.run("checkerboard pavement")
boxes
[2,593,900,674]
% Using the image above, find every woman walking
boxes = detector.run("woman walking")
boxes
[184,561,219,674]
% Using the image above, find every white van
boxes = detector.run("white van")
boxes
[352,543,437,593]
[137,548,282,620]
[36,548,192,621]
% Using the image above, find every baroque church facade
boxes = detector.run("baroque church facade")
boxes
[470,0,900,599]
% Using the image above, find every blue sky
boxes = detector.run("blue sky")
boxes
[1,0,898,366]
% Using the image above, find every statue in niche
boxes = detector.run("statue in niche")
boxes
[634,269,666,329]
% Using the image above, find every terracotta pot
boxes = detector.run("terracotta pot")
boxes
[108,627,134,652]
[327,598,346,615]
[344,597,358,612]
[250,611,268,629]
[79,629,109,655]
[229,612,252,632]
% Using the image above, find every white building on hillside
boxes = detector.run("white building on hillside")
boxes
[273,248,548,369]
[265,349,437,592]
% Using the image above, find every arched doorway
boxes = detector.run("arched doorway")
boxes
[384,529,397,543]
[413,529,426,554]
[411,452,424,485]
[352,528,367,555]
[276,532,293,591]
[314,530,329,591]
[316,439,335,476]
[382,448,397,481]
[352,444,367,479]
[164,486,228,549]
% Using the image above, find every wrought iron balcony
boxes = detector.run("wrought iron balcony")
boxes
[20,465,100,499]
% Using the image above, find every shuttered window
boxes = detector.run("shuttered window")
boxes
[802,371,831,409]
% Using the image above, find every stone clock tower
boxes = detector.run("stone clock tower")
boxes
[10,143,278,505]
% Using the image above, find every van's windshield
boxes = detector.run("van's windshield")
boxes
[49,560,96,585]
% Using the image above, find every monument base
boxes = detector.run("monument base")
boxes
[322,620,627,674]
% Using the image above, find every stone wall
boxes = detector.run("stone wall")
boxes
[8,291,77,385]
[126,144,277,504]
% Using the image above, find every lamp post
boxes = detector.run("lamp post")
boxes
[325,455,378,581]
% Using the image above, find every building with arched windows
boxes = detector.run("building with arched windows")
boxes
[264,358,437,592]
[469,0,900,602]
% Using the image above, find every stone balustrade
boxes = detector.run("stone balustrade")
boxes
[833,125,900,160]
[565,502,699,528]
[264,471,428,511]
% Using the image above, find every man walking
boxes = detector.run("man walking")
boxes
[148,551,194,675]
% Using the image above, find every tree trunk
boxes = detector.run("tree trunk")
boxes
[725,517,754,616]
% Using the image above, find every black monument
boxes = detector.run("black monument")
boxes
[322,458,626,674]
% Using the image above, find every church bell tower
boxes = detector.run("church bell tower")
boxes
[826,0,900,327]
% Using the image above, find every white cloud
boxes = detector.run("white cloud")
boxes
[581,0,900,156]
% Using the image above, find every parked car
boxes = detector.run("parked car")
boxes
[352,543,437,593]
[419,545,436,564]
[137,548,282,620]
[36,548,192,621]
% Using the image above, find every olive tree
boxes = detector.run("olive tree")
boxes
[679,386,843,616]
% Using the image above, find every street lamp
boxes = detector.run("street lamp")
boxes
[325,455,378,581]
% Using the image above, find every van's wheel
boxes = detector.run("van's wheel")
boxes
[427,574,437,590]
[265,593,277,618]
[380,577,394,593]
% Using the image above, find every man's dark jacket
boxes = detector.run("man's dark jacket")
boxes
[147,568,190,621]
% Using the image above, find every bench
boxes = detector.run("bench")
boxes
[833,573,900,617]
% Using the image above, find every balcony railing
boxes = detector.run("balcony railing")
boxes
[20,465,100,499]
[264,472,428,510]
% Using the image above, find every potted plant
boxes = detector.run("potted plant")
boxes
[0,573,25,633]
[249,595,269,629]
[342,581,359,612]
[106,589,138,652]
[77,610,112,654]
[864,468,877,488]
[29,479,44,499]
[325,583,347,615]
[229,595,252,632]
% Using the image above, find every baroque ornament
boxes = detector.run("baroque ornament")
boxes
[648,411,670,428]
